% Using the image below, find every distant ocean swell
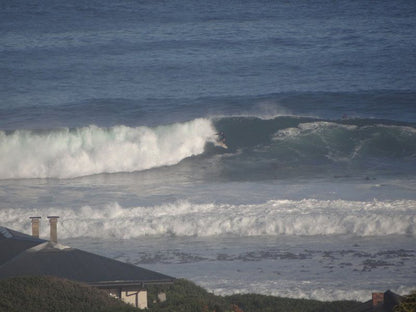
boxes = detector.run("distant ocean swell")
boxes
[3,199,415,238]
[1,116,415,179]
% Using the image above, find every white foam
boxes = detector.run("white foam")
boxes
[203,280,415,302]
[0,118,216,179]
[299,121,357,131]
[273,121,358,141]
[2,199,415,239]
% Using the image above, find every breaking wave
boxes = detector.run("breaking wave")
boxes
[1,115,415,180]
[3,199,415,239]
[0,118,217,179]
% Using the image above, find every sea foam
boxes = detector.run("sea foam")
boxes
[3,199,415,239]
[0,118,216,179]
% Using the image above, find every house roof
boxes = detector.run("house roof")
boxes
[0,226,174,287]
[0,226,46,265]
[348,290,403,312]
[347,300,373,312]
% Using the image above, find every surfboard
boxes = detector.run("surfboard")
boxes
[217,141,228,149]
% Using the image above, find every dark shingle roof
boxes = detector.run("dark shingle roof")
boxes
[0,227,46,265]
[347,300,373,312]
[0,227,174,287]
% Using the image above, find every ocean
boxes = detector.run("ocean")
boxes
[1,0,415,302]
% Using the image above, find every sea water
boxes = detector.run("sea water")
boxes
[1,0,415,302]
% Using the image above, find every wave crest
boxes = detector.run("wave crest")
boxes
[0,118,216,179]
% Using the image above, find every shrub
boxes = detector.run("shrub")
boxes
[394,291,416,312]
[0,276,137,312]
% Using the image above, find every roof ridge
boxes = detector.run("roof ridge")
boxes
[0,227,13,239]
[0,227,175,286]
[25,241,72,253]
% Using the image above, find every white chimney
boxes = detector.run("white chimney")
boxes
[29,216,41,238]
[47,216,59,243]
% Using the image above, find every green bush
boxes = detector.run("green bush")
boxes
[224,293,357,312]
[147,279,230,312]
[0,276,371,312]
[394,291,416,312]
[0,276,138,312]
[146,279,358,312]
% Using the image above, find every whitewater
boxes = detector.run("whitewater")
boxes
[2,199,415,238]
[0,119,217,179]
[2,116,415,180]
[1,0,416,303]
[1,116,415,301]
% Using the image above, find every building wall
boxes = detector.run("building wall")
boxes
[121,289,148,309]
[137,290,148,309]
[158,292,167,303]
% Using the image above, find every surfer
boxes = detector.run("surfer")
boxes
[216,132,228,149]
[218,132,226,143]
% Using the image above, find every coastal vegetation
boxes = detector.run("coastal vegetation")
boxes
[147,279,359,312]
[394,292,416,312]
[0,276,363,312]
[0,276,136,312]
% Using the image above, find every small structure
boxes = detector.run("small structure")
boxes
[348,290,403,312]
[29,217,41,238]
[47,216,59,243]
[158,292,167,303]
[0,221,174,309]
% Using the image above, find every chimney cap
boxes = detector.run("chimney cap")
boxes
[30,216,42,219]
[47,216,59,219]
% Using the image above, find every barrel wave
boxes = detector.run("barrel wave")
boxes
[0,118,216,179]
[215,116,416,158]
[213,116,416,180]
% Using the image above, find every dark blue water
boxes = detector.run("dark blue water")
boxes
[2,0,416,124]
[1,0,416,301]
